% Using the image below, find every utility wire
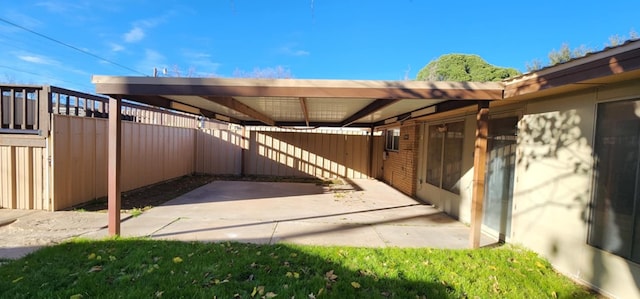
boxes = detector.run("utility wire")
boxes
[0,64,94,90]
[0,17,148,76]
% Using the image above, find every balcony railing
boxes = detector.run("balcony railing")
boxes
[0,84,202,136]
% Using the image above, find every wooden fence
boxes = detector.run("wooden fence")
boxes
[51,115,195,210]
[245,131,379,179]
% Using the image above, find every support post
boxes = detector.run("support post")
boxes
[470,101,490,248]
[108,97,122,235]
[368,126,374,178]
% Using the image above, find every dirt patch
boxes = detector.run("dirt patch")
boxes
[73,174,332,213]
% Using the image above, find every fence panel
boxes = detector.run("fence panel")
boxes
[195,128,244,175]
[0,140,49,210]
[51,115,196,210]
[244,131,381,179]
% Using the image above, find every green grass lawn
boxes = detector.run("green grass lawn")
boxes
[0,239,595,299]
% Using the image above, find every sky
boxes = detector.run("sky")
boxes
[0,0,638,93]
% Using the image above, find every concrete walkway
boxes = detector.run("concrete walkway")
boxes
[0,179,496,259]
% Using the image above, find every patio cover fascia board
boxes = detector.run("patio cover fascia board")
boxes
[93,76,505,100]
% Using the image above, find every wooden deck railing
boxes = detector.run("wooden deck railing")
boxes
[0,84,49,135]
[1,84,201,136]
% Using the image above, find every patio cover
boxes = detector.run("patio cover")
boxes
[91,76,503,248]
[91,76,504,127]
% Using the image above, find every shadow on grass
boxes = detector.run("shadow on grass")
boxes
[0,239,597,299]
[0,239,456,298]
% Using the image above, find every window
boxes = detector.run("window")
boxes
[426,121,464,194]
[589,99,640,262]
[386,128,400,151]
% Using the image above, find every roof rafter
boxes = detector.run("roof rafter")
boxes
[299,97,310,126]
[202,96,275,126]
[340,99,399,127]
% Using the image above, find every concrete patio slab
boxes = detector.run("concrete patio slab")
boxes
[272,221,386,247]
[1,179,498,259]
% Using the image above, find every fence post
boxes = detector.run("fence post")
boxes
[39,85,51,136]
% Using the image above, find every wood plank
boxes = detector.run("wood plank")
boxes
[470,101,490,248]
[20,89,27,129]
[9,89,15,129]
[108,97,122,236]
[0,135,46,147]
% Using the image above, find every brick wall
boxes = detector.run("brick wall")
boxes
[382,122,420,196]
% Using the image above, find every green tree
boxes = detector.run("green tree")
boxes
[416,54,520,82]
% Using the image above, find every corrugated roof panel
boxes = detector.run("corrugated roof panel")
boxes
[355,99,444,123]
[235,96,304,122]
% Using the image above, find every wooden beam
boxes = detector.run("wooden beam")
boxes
[202,96,276,126]
[470,101,490,248]
[341,99,398,127]
[108,97,122,236]
[93,76,505,100]
[299,97,310,127]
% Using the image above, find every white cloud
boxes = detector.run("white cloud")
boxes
[136,49,166,75]
[278,44,310,56]
[17,54,58,65]
[110,43,125,52]
[124,27,145,43]
[182,50,222,76]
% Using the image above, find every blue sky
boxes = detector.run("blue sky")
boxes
[0,0,638,92]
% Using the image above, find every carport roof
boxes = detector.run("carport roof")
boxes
[91,76,504,127]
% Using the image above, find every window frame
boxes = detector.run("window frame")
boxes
[385,128,400,151]
[588,98,640,263]
[425,120,465,194]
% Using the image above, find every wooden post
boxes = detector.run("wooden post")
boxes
[108,97,122,235]
[470,101,490,248]
[368,126,374,178]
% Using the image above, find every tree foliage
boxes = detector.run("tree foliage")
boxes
[526,29,639,72]
[416,54,520,82]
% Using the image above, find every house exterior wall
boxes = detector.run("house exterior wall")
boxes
[382,123,420,196]
[512,79,640,299]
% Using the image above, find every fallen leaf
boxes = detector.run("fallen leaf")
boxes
[265,292,277,298]
[109,255,117,261]
[308,293,316,299]
[69,294,83,299]
[325,270,338,281]
[88,266,103,273]
[551,291,558,298]
[173,257,183,263]
[87,253,96,260]
[251,286,258,297]
[351,282,361,288]
[317,288,324,296]
[155,291,164,298]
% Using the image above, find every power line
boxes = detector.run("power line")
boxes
[0,17,148,76]
[0,64,93,90]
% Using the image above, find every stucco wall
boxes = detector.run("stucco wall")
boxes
[512,79,640,299]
